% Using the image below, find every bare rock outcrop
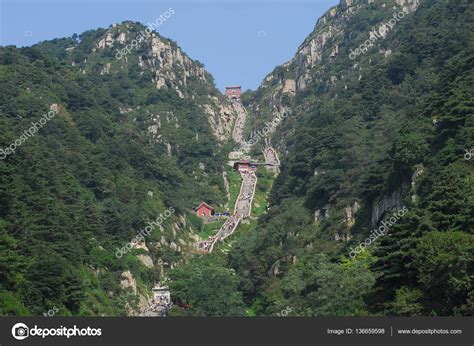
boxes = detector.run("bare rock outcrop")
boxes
[120,271,137,295]
[371,189,405,227]
[137,254,154,268]
[202,96,236,140]
[344,201,360,229]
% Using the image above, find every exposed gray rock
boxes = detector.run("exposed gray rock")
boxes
[120,271,137,294]
[201,97,236,141]
[137,254,154,268]
[371,189,404,227]
[344,201,360,228]
[411,164,424,202]
[314,205,331,224]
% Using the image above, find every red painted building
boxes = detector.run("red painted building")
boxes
[196,202,214,218]
[233,160,255,173]
[225,86,241,100]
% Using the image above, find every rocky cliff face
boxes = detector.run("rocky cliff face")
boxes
[63,22,235,250]
[289,0,420,91]
[370,188,405,227]
[1,21,238,316]
[91,23,202,90]
[263,0,421,94]
[246,0,421,143]
[245,0,423,234]
[201,97,236,141]
[61,21,236,141]
[230,0,472,317]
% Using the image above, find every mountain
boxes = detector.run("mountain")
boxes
[230,0,473,316]
[0,22,237,316]
[1,0,472,318]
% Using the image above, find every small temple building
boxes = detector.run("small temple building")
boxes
[152,284,171,304]
[196,202,214,218]
[225,86,241,100]
[233,160,257,173]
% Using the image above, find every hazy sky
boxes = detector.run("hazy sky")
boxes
[0,0,338,90]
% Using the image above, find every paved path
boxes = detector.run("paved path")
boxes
[151,99,282,312]
[196,101,283,254]
[197,170,257,253]
[197,100,258,253]
[231,99,247,144]
[263,146,280,174]
[234,171,257,218]
[139,296,172,317]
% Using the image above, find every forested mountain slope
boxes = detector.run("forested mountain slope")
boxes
[0,0,472,318]
[232,0,473,316]
[0,22,236,316]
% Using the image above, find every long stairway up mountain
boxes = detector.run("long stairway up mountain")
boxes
[231,99,248,145]
[196,97,277,254]
[263,146,280,174]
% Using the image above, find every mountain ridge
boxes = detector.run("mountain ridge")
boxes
[0,0,472,317]
[231,0,473,316]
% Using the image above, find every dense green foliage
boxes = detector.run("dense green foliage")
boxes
[0,23,231,315]
[0,1,472,317]
[231,0,473,316]
[168,254,245,316]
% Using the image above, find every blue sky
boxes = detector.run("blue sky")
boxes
[0,0,338,90]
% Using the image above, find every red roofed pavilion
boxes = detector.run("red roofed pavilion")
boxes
[196,202,214,218]
[225,86,241,100]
